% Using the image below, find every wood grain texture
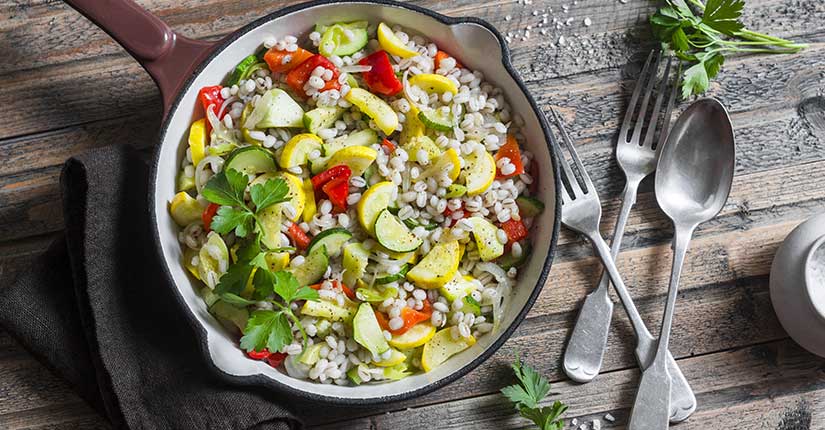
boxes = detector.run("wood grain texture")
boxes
[314,340,825,429]
[0,0,824,428]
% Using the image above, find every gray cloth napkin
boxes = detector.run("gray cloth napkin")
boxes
[0,144,302,430]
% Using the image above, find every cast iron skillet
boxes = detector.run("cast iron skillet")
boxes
[64,0,562,405]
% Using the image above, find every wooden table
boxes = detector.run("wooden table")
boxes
[2,0,825,428]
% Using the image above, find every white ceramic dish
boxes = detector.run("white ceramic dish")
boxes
[65,0,562,404]
[770,213,825,358]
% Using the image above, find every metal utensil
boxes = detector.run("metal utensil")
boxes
[551,108,695,422]
[564,51,677,381]
[628,98,735,429]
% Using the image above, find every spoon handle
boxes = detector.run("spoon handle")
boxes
[628,224,695,430]
[563,180,637,382]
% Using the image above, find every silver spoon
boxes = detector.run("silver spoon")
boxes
[628,98,735,429]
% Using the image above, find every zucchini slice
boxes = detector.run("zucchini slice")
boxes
[307,227,353,258]
[224,146,277,176]
[374,209,422,253]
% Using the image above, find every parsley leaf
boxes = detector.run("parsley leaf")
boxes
[238,268,320,353]
[202,169,290,240]
[702,51,725,79]
[501,354,567,430]
[701,0,745,35]
[215,261,256,296]
[251,178,290,213]
[219,293,257,307]
[252,266,276,300]
[235,235,263,263]
[270,270,320,304]
[201,168,248,207]
[210,206,255,237]
[240,310,292,353]
[682,61,710,99]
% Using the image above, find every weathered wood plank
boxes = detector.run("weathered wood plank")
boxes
[315,340,825,429]
[0,355,94,417]
[0,0,821,139]
[0,115,158,242]
[0,402,108,430]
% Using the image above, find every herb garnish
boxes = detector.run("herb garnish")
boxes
[650,0,806,98]
[201,168,290,238]
[213,234,320,353]
[501,354,568,430]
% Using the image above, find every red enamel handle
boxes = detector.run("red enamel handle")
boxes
[63,0,217,116]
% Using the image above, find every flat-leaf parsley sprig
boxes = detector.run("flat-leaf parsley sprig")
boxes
[651,0,806,98]
[213,236,319,353]
[201,167,290,239]
[501,354,568,430]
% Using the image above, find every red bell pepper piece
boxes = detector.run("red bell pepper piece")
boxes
[376,303,433,335]
[495,135,525,179]
[286,54,341,95]
[322,176,350,210]
[266,352,288,368]
[311,165,352,190]
[286,223,312,250]
[381,138,396,154]
[501,219,528,244]
[202,203,220,232]
[359,50,403,96]
[198,85,224,117]
[264,47,314,73]
[246,349,271,360]
[374,310,390,331]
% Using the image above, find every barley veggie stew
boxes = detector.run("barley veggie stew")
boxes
[169,20,544,385]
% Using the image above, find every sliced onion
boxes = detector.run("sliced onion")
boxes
[339,64,372,74]
[476,262,512,330]
[217,95,238,119]
[195,155,225,193]
[206,104,222,130]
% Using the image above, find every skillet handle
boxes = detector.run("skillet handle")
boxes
[63,0,216,115]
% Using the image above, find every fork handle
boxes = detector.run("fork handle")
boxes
[563,181,638,383]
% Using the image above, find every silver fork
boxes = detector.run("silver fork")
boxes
[564,51,680,382]
[550,101,696,423]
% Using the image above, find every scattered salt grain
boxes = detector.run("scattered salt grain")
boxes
[584,17,592,26]
[604,413,615,422]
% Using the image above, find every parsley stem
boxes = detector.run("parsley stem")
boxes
[685,0,806,49]
[271,301,309,347]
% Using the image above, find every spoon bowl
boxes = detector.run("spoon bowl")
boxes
[655,98,735,227]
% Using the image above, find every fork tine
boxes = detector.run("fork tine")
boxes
[550,108,595,194]
[641,56,673,148]
[618,50,656,144]
[629,50,663,145]
[549,108,585,198]
[656,63,682,155]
